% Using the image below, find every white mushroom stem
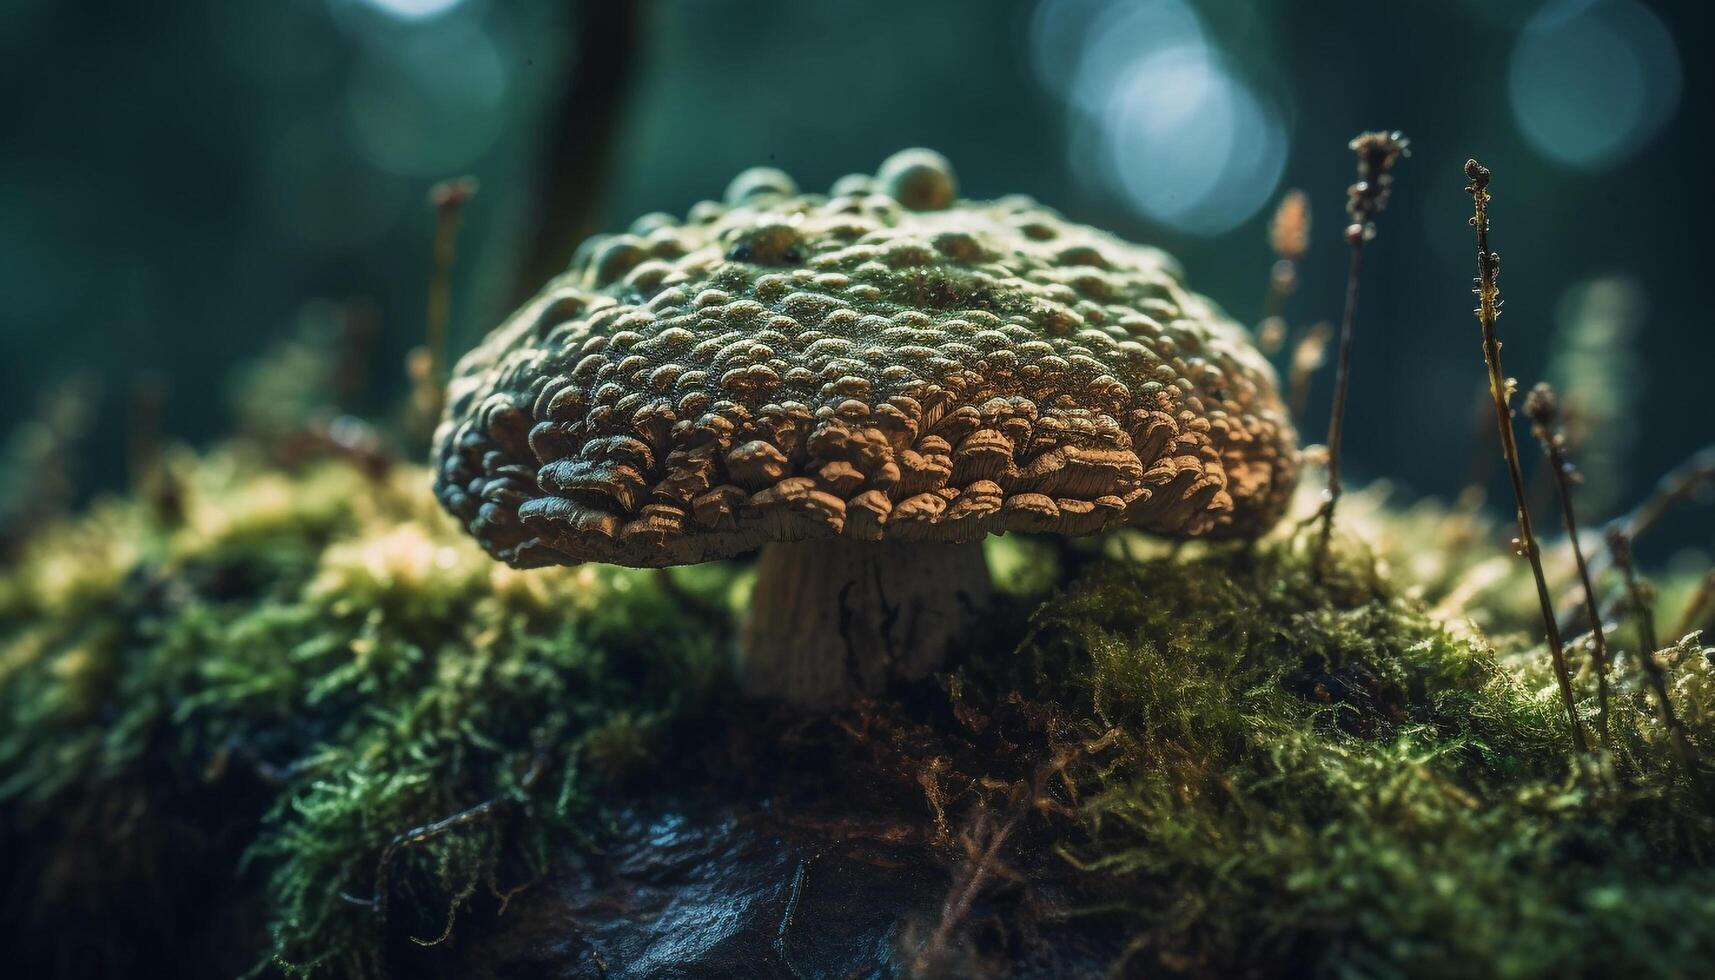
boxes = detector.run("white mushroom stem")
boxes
[740,538,993,708]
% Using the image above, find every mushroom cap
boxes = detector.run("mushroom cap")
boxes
[434,150,1298,568]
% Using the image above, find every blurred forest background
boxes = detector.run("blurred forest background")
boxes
[1,0,1709,553]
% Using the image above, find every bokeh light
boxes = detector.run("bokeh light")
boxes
[1032,0,1207,114]
[4,0,1707,529]
[343,24,508,176]
[1508,0,1680,170]
[1101,48,1286,236]
[352,0,466,21]
[1031,0,1287,236]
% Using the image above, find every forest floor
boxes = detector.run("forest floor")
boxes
[3,447,1713,978]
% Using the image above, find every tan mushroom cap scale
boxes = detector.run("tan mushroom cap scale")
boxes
[434,149,1299,569]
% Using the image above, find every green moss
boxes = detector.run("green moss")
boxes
[2,453,1712,977]
[1013,546,1712,975]
[1,456,730,977]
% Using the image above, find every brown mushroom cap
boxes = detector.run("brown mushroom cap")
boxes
[434,150,1298,568]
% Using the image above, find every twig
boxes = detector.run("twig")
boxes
[914,785,1029,973]
[1607,529,1711,806]
[773,852,817,979]
[1553,443,1715,635]
[908,729,1118,973]
[1526,383,1612,747]
[344,751,551,945]
[1464,159,1587,755]
[1610,444,1715,542]
[1313,131,1409,568]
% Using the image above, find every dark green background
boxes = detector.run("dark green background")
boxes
[2,0,1708,541]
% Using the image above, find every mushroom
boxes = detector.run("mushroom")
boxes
[433,149,1298,707]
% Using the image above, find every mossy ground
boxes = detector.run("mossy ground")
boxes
[2,448,1712,978]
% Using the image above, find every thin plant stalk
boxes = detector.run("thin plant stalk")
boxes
[1550,443,1715,636]
[1526,383,1611,746]
[426,177,478,385]
[406,178,479,446]
[1607,529,1711,806]
[1312,132,1407,566]
[1464,159,1588,754]
[1314,244,1362,559]
[1612,444,1715,543]
[127,374,182,526]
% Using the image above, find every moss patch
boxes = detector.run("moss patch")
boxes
[2,453,1713,978]
[995,550,1714,975]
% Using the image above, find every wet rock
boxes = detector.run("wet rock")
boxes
[415,803,1123,979]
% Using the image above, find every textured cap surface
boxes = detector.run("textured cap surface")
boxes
[434,150,1298,568]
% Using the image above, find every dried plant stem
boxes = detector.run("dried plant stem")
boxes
[1553,443,1715,635]
[405,179,479,447]
[1310,132,1407,567]
[917,793,1026,971]
[773,852,817,971]
[1607,530,1710,805]
[426,177,478,385]
[1464,159,1587,755]
[1526,384,1612,746]
[1612,444,1715,542]
[346,751,551,943]
[1313,244,1363,561]
[1562,532,1611,745]
[127,375,183,525]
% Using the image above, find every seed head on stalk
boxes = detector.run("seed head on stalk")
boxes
[1464,159,1587,755]
[1309,131,1408,566]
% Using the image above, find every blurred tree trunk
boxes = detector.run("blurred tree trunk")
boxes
[513,0,644,306]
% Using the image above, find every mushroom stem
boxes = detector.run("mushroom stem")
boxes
[740,538,993,708]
